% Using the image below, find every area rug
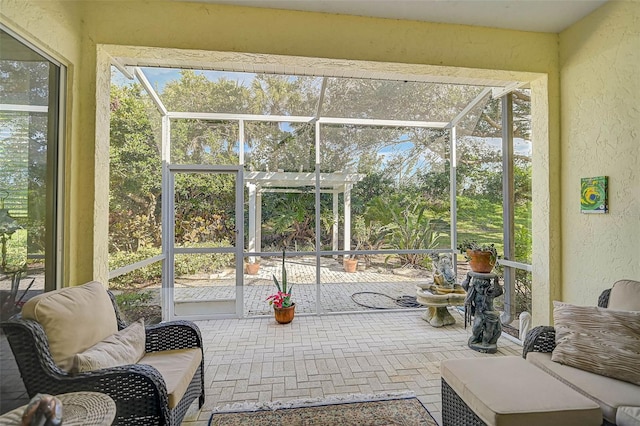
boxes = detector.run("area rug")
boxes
[208,392,438,425]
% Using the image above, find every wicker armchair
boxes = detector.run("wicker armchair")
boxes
[1,290,205,426]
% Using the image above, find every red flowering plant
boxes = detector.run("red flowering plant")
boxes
[266,250,294,309]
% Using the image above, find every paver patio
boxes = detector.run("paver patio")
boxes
[177,310,522,426]
[1,256,521,425]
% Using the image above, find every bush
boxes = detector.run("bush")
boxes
[114,290,161,325]
[109,246,163,289]
[109,241,235,288]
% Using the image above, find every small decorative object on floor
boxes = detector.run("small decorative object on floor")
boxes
[22,394,62,426]
[266,249,295,324]
[457,239,498,273]
[0,392,116,426]
[343,257,358,273]
[245,261,260,275]
[415,282,466,327]
[519,311,532,341]
[463,271,503,353]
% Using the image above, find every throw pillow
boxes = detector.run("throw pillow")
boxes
[71,319,146,374]
[21,281,118,372]
[608,279,640,311]
[552,301,640,386]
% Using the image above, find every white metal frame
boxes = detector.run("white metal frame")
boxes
[107,64,533,319]
[165,165,243,320]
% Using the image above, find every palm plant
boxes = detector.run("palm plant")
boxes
[372,199,445,267]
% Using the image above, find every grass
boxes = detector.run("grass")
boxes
[456,196,504,253]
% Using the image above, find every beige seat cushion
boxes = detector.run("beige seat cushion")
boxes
[71,319,146,373]
[608,279,640,311]
[527,352,640,424]
[551,301,640,386]
[21,281,118,372]
[139,348,202,409]
[617,406,640,426]
[441,356,601,426]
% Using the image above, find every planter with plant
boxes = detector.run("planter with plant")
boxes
[343,257,358,273]
[343,218,366,273]
[457,239,499,273]
[266,250,295,324]
[245,259,260,275]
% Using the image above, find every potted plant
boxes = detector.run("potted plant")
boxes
[245,258,260,275]
[457,239,498,273]
[343,256,358,273]
[344,218,366,273]
[266,250,295,324]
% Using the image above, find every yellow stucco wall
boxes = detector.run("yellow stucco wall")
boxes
[3,0,567,323]
[559,1,640,304]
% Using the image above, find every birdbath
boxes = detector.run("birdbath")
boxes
[415,283,467,327]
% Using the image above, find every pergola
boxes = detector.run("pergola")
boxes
[244,171,365,259]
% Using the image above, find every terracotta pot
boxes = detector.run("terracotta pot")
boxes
[343,258,358,273]
[245,263,260,275]
[466,249,495,273]
[274,303,295,324]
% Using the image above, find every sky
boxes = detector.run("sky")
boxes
[112,67,254,93]
[141,68,255,93]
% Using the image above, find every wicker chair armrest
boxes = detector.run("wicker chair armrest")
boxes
[145,320,203,353]
[522,326,556,358]
[598,288,611,308]
[2,317,67,377]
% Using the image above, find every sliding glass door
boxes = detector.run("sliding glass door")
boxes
[0,27,64,318]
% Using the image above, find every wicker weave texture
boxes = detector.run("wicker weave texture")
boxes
[441,379,487,426]
[598,289,611,308]
[1,290,205,426]
[522,326,556,358]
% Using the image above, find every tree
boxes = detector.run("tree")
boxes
[109,83,161,251]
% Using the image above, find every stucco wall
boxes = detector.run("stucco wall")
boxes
[559,1,640,304]
[3,0,564,323]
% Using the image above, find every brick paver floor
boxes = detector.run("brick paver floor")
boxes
[173,255,457,316]
[179,311,522,426]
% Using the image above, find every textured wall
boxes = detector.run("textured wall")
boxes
[559,1,640,304]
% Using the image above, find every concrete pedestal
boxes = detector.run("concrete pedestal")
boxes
[416,283,466,328]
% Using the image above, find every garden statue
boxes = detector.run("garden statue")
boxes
[430,253,456,289]
[462,271,503,353]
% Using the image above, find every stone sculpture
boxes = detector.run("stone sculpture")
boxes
[430,253,456,289]
[463,271,504,353]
